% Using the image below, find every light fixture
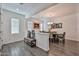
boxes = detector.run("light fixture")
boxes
[16,8,19,11]
[47,22,53,25]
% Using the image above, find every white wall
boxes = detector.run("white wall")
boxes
[34,3,79,41]
[77,13,79,41]
[53,13,78,41]
[1,9,26,44]
[52,4,79,41]
[0,8,2,49]
[76,4,79,41]
[0,8,1,31]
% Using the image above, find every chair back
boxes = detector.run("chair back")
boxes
[27,31,31,38]
[63,32,66,39]
[31,30,35,39]
[57,32,66,40]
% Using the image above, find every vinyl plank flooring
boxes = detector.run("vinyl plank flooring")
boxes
[1,39,79,56]
[49,40,79,56]
[1,41,48,56]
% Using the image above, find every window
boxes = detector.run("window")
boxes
[11,18,19,34]
[27,22,32,31]
[40,23,43,31]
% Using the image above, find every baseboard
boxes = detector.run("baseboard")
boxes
[3,38,24,45]
[36,46,48,53]
[66,38,79,42]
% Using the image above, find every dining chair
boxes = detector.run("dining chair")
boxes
[53,34,59,43]
[49,32,54,42]
[49,32,58,43]
[57,32,66,44]
[27,31,31,38]
[31,30,35,39]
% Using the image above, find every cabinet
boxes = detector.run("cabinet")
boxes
[35,32,49,51]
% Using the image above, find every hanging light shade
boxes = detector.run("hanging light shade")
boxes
[47,22,53,24]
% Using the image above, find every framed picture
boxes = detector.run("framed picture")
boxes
[51,23,62,29]
[57,23,62,28]
[33,23,40,29]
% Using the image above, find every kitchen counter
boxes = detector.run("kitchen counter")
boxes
[39,31,49,33]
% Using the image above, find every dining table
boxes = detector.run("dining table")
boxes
[52,33,63,43]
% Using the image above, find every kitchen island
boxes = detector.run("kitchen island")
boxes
[35,32,49,51]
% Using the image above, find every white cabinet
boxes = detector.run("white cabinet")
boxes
[35,32,49,51]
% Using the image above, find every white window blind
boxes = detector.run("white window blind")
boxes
[11,18,19,34]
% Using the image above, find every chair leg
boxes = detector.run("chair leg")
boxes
[49,38,51,42]
[63,40,65,44]
[52,38,55,43]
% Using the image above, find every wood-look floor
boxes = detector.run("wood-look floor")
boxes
[49,40,79,56]
[0,40,79,56]
[0,41,48,56]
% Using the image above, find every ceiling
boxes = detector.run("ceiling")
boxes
[34,3,79,18]
[1,3,57,17]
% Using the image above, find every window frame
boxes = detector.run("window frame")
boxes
[11,18,20,34]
